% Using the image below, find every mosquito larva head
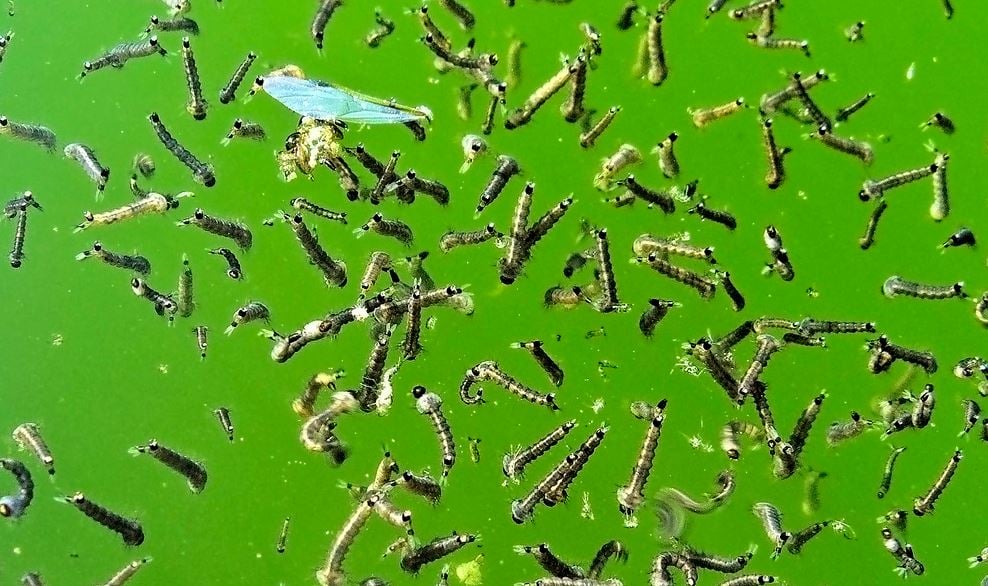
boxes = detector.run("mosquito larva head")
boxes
[411,385,427,399]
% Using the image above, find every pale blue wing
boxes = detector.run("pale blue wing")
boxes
[261,76,430,125]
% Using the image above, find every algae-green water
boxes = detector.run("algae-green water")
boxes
[1,1,986,584]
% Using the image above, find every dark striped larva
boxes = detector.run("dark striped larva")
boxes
[588,541,628,579]
[291,197,346,225]
[64,143,110,196]
[312,0,343,50]
[835,92,875,122]
[514,542,584,579]
[751,502,790,559]
[392,169,450,205]
[175,255,194,318]
[75,241,151,275]
[688,201,737,230]
[275,517,290,553]
[594,143,641,190]
[12,423,54,475]
[440,223,501,253]
[8,205,27,269]
[809,126,873,165]
[356,213,413,246]
[961,399,983,437]
[714,270,745,312]
[145,14,199,35]
[618,176,676,213]
[222,118,266,145]
[796,318,874,336]
[358,251,391,299]
[510,340,564,387]
[0,116,55,151]
[760,69,829,113]
[859,162,937,201]
[63,492,143,545]
[356,327,394,411]
[690,98,745,128]
[132,440,207,493]
[365,11,395,48]
[80,36,167,78]
[316,492,380,586]
[923,111,954,134]
[148,112,215,187]
[180,37,207,120]
[412,385,456,479]
[593,228,622,312]
[131,277,177,319]
[459,134,487,174]
[790,72,829,129]
[638,253,717,298]
[503,420,576,480]
[178,208,252,250]
[645,13,667,85]
[480,90,499,135]
[526,195,574,248]
[505,55,579,130]
[476,155,521,216]
[498,182,535,285]
[207,247,243,280]
[617,401,666,515]
[544,426,608,506]
[638,299,680,340]
[283,212,347,288]
[402,282,424,360]
[737,334,782,402]
[877,445,906,499]
[219,51,256,104]
[391,470,442,504]
[826,411,873,446]
[747,33,810,57]
[930,151,950,221]
[882,275,964,300]
[760,118,785,189]
[633,235,712,262]
[560,50,589,123]
[579,106,620,149]
[651,132,679,178]
[787,391,826,464]
[374,497,414,535]
[913,448,962,516]
[859,198,888,250]
[0,458,33,518]
[400,532,477,575]
[224,301,270,335]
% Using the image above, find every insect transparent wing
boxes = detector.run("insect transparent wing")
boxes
[262,77,428,124]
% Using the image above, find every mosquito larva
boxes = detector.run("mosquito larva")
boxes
[913,449,962,516]
[62,492,144,545]
[729,0,780,19]
[222,118,266,145]
[747,33,810,57]
[688,201,737,230]
[148,112,215,187]
[0,116,55,151]
[132,439,207,493]
[645,13,667,85]
[638,253,717,298]
[859,162,937,201]
[131,277,177,319]
[365,11,395,48]
[923,111,954,134]
[579,106,621,149]
[845,20,865,42]
[690,98,746,128]
[178,208,252,250]
[561,52,589,123]
[835,92,875,122]
[859,198,889,250]
[12,423,54,475]
[882,275,964,300]
[312,0,343,50]
[826,411,873,446]
[225,301,270,335]
[219,51,257,104]
[760,118,785,189]
[64,143,110,196]
[505,55,580,130]
[877,445,906,499]
[810,126,873,165]
[930,151,950,221]
[617,401,666,515]
[412,386,456,479]
[207,247,242,280]
[180,37,207,120]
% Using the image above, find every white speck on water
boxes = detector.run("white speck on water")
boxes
[906,62,916,80]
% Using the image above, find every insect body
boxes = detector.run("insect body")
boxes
[63,492,144,545]
[413,386,456,479]
[178,208,252,250]
[181,37,207,120]
[224,301,270,334]
[0,458,33,518]
[219,52,257,104]
[12,423,54,475]
[64,143,110,196]
[132,440,207,493]
[0,116,55,151]
[148,113,215,186]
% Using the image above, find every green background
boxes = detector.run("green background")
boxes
[0,0,985,584]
